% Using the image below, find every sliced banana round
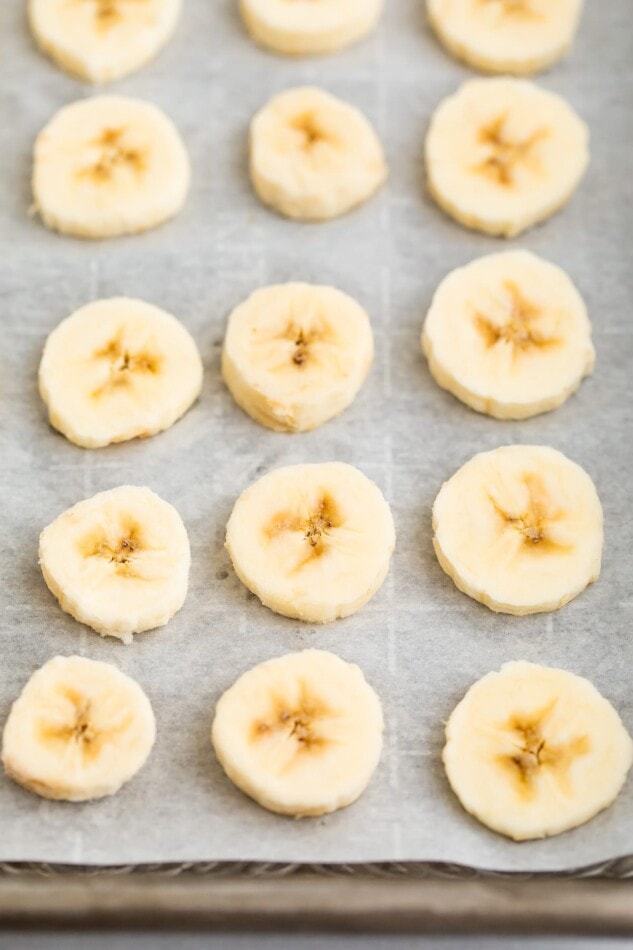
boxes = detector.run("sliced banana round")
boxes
[240,0,383,56]
[39,297,203,449]
[29,0,182,84]
[223,283,373,433]
[425,78,589,238]
[427,0,583,76]
[212,649,384,817]
[2,656,156,803]
[250,87,387,221]
[226,463,395,623]
[432,446,603,615]
[39,486,190,642]
[33,95,190,239]
[444,661,633,841]
[422,251,594,420]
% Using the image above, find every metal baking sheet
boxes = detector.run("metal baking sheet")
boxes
[0,0,631,872]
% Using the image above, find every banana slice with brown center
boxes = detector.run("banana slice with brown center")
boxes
[432,445,603,615]
[2,656,156,802]
[427,0,583,75]
[425,78,589,237]
[422,251,594,419]
[29,0,182,83]
[225,462,395,623]
[212,649,384,816]
[39,486,191,642]
[33,95,190,239]
[222,283,374,432]
[250,87,388,221]
[444,661,632,840]
[240,0,384,56]
[39,298,203,448]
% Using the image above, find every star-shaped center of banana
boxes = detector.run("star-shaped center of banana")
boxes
[501,705,590,799]
[289,112,331,152]
[267,495,341,565]
[92,334,160,397]
[253,686,332,754]
[473,115,548,186]
[81,521,144,576]
[82,127,145,182]
[490,475,568,552]
[475,281,557,352]
[40,688,133,762]
[479,0,543,20]
[74,0,148,29]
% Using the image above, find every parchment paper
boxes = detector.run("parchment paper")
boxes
[0,0,631,872]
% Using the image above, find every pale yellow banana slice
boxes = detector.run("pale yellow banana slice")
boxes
[29,0,182,84]
[39,297,203,449]
[212,649,384,817]
[250,87,387,221]
[240,0,383,56]
[33,95,190,239]
[422,251,594,420]
[225,463,395,623]
[39,486,190,642]
[427,0,583,76]
[444,661,633,841]
[425,78,589,238]
[2,656,156,802]
[222,283,373,433]
[432,446,603,615]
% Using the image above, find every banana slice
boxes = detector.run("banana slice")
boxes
[29,0,182,83]
[212,649,384,817]
[222,283,374,433]
[425,78,589,237]
[2,656,155,802]
[225,463,395,623]
[427,0,583,76]
[240,0,383,56]
[250,87,387,221]
[444,661,633,841]
[39,486,190,642]
[422,251,594,420]
[39,297,203,449]
[33,95,190,239]
[432,446,603,615]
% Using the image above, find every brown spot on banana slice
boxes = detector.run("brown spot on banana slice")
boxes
[72,0,149,30]
[266,494,342,569]
[251,683,334,760]
[79,518,146,577]
[38,687,133,764]
[478,0,544,21]
[473,115,548,186]
[91,331,160,398]
[490,474,571,554]
[79,127,146,182]
[474,281,560,352]
[497,702,590,800]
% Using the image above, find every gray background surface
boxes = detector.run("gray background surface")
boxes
[0,0,632,872]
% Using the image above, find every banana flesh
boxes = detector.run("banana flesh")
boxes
[222,283,374,433]
[422,251,594,420]
[444,661,633,841]
[2,656,156,802]
[212,649,384,817]
[250,87,387,221]
[33,95,190,239]
[39,486,191,642]
[425,78,589,237]
[432,446,603,615]
[225,462,396,623]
